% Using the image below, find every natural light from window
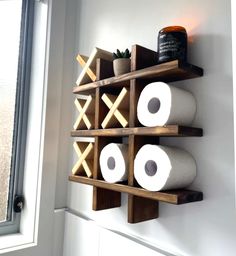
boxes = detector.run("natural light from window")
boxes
[0,0,22,222]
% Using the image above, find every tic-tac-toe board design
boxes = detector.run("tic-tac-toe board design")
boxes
[70,44,204,223]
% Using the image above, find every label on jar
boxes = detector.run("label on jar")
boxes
[158,32,187,63]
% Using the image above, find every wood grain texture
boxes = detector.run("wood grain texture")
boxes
[73,60,203,93]
[128,135,135,187]
[92,187,121,211]
[69,175,203,205]
[131,44,158,71]
[129,79,146,127]
[95,88,108,129]
[128,195,159,223]
[129,80,136,128]
[71,125,203,137]
[96,58,122,129]
[96,58,114,80]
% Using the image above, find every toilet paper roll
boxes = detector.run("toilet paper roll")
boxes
[134,145,196,191]
[137,82,196,127]
[99,143,128,183]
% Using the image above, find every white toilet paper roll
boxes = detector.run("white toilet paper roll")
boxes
[137,82,196,127]
[134,145,196,191]
[99,143,128,183]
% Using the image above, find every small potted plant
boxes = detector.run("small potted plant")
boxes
[113,48,131,76]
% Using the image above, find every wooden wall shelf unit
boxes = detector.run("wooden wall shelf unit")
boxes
[70,44,204,223]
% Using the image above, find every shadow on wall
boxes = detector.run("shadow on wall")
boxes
[188,33,232,74]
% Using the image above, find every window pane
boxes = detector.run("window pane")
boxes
[0,0,22,222]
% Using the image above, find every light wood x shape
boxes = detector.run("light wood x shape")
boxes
[101,87,129,128]
[74,96,94,130]
[77,54,96,82]
[72,142,93,177]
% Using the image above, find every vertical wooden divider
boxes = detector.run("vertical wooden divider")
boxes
[92,59,121,211]
[128,135,159,223]
[96,58,114,80]
[127,44,160,223]
[129,79,146,127]
[131,44,157,71]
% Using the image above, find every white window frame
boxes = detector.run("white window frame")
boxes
[232,2,236,202]
[0,0,34,234]
[0,0,57,253]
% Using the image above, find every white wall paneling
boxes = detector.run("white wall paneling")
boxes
[63,212,100,256]
[63,212,174,256]
[52,209,66,256]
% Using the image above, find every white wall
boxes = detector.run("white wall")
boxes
[65,0,236,255]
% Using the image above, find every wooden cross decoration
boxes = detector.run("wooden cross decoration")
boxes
[76,48,113,85]
[74,95,95,130]
[77,54,96,83]
[72,142,94,177]
[101,87,129,128]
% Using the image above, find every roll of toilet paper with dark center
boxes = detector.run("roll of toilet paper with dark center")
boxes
[134,144,196,191]
[99,143,128,183]
[137,82,196,127]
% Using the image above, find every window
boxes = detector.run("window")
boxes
[0,0,34,231]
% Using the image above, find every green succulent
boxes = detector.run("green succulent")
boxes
[113,48,131,59]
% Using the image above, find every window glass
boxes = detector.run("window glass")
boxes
[0,0,22,222]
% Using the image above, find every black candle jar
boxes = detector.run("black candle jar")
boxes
[157,26,187,63]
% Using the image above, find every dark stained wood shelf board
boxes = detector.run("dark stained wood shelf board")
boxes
[70,125,203,137]
[69,175,203,205]
[73,60,203,93]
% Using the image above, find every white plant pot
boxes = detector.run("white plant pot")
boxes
[113,58,131,76]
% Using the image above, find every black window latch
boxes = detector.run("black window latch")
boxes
[14,195,25,213]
